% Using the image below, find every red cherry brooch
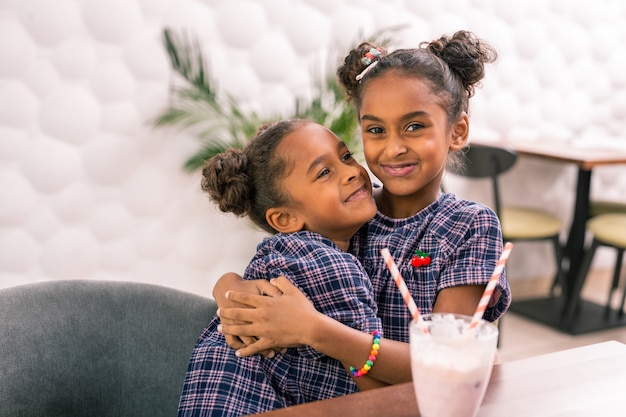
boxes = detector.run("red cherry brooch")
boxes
[411,250,431,268]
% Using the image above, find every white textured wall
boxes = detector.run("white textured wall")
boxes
[2,0,626,295]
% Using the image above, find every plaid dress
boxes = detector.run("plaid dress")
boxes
[352,193,512,343]
[178,231,382,417]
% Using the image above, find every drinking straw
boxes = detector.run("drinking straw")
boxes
[381,248,422,323]
[469,242,514,329]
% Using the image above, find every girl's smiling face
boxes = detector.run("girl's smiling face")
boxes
[274,122,376,249]
[359,73,468,217]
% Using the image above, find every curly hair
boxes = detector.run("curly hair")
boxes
[337,30,497,124]
[201,119,308,234]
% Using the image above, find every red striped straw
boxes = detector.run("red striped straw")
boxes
[469,242,514,329]
[381,248,422,323]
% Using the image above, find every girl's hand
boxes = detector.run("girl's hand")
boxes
[218,276,321,357]
[213,272,284,357]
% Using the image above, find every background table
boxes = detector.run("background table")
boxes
[471,139,626,334]
[249,341,626,417]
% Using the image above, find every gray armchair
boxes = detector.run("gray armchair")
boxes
[0,280,217,417]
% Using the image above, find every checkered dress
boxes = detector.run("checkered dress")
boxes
[177,231,382,417]
[352,192,512,343]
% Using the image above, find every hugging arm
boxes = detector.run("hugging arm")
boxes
[219,276,411,386]
[213,272,284,356]
[214,271,394,390]
[219,277,489,386]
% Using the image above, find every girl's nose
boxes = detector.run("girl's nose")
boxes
[342,164,360,184]
[385,134,408,158]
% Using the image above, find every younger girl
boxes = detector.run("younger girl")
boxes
[178,120,385,417]
[215,30,512,385]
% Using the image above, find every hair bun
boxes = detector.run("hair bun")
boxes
[425,30,497,97]
[201,148,252,216]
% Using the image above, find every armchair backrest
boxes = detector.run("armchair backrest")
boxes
[0,280,216,417]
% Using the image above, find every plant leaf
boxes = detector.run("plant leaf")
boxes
[154,26,401,171]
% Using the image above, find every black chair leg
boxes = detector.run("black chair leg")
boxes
[561,239,599,328]
[550,236,565,296]
[615,250,626,317]
[608,249,624,311]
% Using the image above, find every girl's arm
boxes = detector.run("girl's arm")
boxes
[219,277,411,385]
[217,275,390,390]
[213,272,283,302]
[432,283,486,316]
[213,272,283,355]
[219,277,487,386]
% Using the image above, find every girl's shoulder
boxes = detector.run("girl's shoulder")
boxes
[368,193,499,231]
[251,232,367,284]
[431,194,501,236]
[437,193,499,222]
[257,231,337,254]
[257,231,361,266]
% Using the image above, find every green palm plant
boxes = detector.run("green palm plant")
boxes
[294,74,361,159]
[153,27,401,171]
[153,29,266,171]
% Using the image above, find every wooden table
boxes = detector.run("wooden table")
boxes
[471,138,626,334]
[248,341,626,417]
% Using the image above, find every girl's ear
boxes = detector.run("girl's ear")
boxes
[266,207,304,234]
[450,112,469,151]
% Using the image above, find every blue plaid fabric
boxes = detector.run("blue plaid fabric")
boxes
[352,193,512,343]
[178,193,511,416]
[178,231,382,417]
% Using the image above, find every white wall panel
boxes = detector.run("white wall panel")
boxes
[2,0,626,294]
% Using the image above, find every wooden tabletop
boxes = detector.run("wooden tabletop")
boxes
[248,341,626,417]
[470,138,626,170]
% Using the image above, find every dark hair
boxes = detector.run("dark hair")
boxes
[201,119,308,234]
[337,30,497,124]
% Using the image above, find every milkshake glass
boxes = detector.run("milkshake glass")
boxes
[409,313,498,417]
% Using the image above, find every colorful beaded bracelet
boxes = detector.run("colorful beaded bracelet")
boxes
[350,330,381,378]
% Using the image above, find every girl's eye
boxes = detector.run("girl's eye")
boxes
[316,168,330,179]
[366,126,384,134]
[342,151,354,162]
[407,123,424,132]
